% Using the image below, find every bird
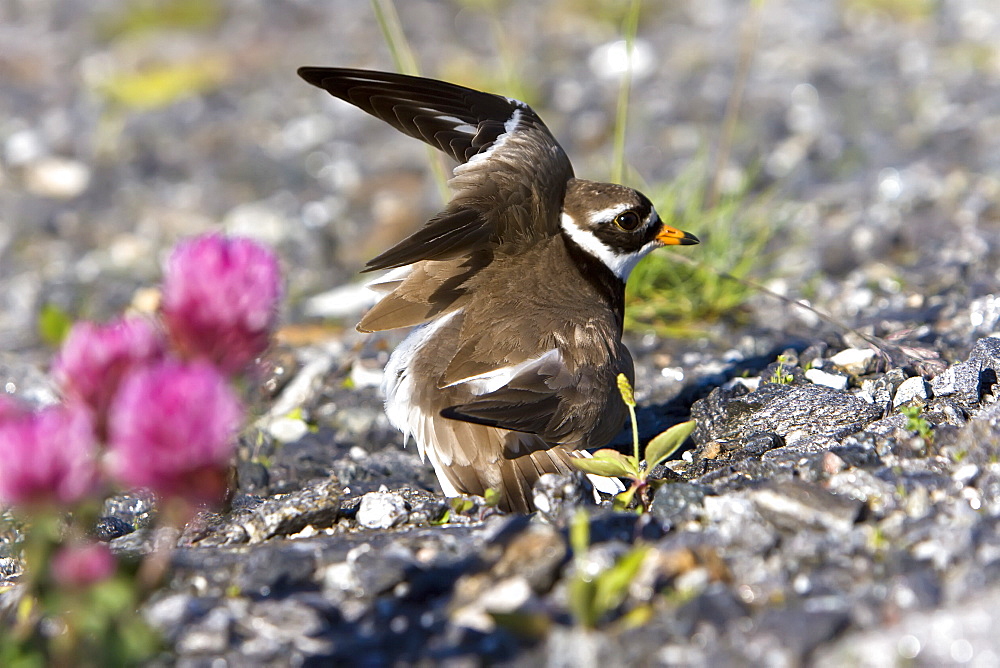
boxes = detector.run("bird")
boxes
[298,67,699,513]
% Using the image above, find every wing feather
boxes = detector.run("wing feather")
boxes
[441,348,629,458]
[298,67,574,269]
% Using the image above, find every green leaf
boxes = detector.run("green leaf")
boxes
[570,449,638,478]
[612,485,637,512]
[644,420,696,470]
[566,574,598,628]
[90,577,136,616]
[37,303,73,346]
[117,615,162,663]
[567,510,596,628]
[618,603,654,629]
[483,487,501,507]
[570,509,589,556]
[450,497,474,514]
[592,545,649,618]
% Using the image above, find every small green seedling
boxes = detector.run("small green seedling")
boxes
[769,354,795,385]
[449,496,475,515]
[566,509,649,629]
[900,405,933,441]
[572,374,695,512]
[482,487,501,508]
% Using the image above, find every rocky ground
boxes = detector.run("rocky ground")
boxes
[3,0,1000,665]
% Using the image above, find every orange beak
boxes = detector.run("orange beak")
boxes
[656,225,700,246]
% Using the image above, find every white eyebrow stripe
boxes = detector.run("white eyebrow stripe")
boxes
[586,204,634,225]
[587,206,659,230]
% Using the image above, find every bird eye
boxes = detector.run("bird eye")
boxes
[614,211,641,231]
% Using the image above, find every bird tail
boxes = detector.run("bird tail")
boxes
[494,446,578,513]
[421,417,625,513]
[429,440,577,513]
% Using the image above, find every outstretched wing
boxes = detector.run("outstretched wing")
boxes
[299,66,535,164]
[298,67,574,270]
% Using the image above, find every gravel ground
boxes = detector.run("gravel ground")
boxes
[3,0,1000,665]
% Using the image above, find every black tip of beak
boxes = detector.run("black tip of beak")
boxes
[680,232,700,246]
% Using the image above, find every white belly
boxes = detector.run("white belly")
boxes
[381,310,460,462]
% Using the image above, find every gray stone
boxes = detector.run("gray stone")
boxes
[532,472,591,522]
[750,479,862,533]
[893,376,931,408]
[814,585,1000,667]
[175,604,236,655]
[650,482,711,524]
[235,478,343,544]
[357,490,409,529]
[692,383,882,446]
[804,367,849,391]
[241,598,332,656]
[931,337,1000,408]
[864,368,907,406]
[830,348,877,376]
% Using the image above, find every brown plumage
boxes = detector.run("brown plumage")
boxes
[298,67,698,512]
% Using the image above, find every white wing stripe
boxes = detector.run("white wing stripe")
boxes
[442,348,562,395]
[452,108,523,174]
[365,265,412,291]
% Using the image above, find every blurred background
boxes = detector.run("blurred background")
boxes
[2,0,999,372]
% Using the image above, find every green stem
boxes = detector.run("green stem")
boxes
[628,402,640,468]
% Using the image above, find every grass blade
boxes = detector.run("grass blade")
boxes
[371,0,451,202]
[611,0,643,185]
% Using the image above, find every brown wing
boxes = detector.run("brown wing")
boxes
[442,344,633,458]
[297,67,574,270]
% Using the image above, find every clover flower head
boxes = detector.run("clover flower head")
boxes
[50,541,116,588]
[161,234,282,374]
[52,317,165,429]
[107,359,243,505]
[0,403,99,506]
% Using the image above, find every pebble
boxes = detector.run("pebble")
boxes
[830,348,876,376]
[356,490,409,529]
[931,337,1000,407]
[749,480,862,534]
[265,415,310,443]
[23,157,90,198]
[804,368,849,391]
[893,376,930,408]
